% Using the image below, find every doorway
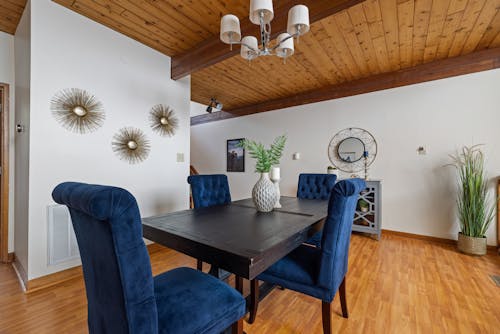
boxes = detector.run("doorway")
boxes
[0,83,10,263]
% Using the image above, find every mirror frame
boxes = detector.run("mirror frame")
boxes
[337,136,366,163]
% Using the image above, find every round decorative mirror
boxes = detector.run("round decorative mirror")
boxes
[328,128,377,174]
[337,137,365,162]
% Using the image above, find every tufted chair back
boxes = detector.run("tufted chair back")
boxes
[317,178,366,300]
[52,182,158,334]
[297,174,337,200]
[188,174,232,209]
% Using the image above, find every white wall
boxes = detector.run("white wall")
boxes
[191,69,500,246]
[24,0,190,279]
[14,1,31,274]
[191,101,208,117]
[0,31,16,253]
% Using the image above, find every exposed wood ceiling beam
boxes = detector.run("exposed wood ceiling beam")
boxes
[191,47,500,126]
[171,0,365,80]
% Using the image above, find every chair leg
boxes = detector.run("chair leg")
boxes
[231,319,243,334]
[196,259,203,271]
[321,301,332,334]
[248,279,259,324]
[339,277,348,318]
[235,276,243,293]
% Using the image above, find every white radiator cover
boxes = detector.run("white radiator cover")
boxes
[47,205,80,265]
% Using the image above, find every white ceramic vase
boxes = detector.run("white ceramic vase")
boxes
[252,172,278,212]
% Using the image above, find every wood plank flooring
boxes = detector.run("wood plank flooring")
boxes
[0,233,499,333]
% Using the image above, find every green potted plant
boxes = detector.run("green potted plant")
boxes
[449,145,495,255]
[358,199,369,213]
[239,135,286,212]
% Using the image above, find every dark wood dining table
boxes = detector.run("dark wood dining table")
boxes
[142,195,328,326]
[142,196,328,281]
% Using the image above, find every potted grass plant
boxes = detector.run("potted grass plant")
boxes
[239,135,286,212]
[449,145,495,255]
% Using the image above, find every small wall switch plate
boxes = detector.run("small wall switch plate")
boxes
[176,153,184,162]
[417,146,427,155]
[293,152,301,160]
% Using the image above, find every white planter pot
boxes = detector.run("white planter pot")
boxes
[252,173,278,212]
[327,169,339,177]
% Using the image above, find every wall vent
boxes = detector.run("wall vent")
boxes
[47,205,80,265]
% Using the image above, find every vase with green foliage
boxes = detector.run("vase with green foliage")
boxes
[449,145,495,255]
[239,135,286,212]
[358,199,369,213]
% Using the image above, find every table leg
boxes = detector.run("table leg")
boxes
[248,279,259,324]
[243,281,276,323]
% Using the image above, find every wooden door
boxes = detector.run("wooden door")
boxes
[0,84,10,263]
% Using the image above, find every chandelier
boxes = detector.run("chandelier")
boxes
[220,0,310,62]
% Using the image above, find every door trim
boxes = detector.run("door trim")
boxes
[0,83,10,263]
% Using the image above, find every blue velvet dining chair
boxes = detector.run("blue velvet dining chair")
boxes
[297,173,337,247]
[297,173,337,200]
[188,174,231,271]
[187,174,231,209]
[252,179,366,334]
[52,182,245,334]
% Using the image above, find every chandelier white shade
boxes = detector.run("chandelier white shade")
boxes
[276,33,294,58]
[220,1,309,62]
[249,0,274,24]
[220,14,242,44]
[241,36,259,60]
[287,5,310,36]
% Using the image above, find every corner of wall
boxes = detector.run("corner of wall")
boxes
[13,0,32,275]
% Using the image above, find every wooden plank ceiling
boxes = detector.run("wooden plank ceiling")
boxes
[48,0,500,121]
[0,0,27,34]
[192,0,500,111]
[53,0,250,56]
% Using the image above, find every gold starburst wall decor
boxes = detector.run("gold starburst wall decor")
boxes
[112,127,151,164]
[50,88,105,134]
[149,104,179,137]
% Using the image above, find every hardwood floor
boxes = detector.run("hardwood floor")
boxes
[0,233,499,333]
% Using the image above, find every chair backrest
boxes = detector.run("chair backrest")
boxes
[317,179,366,298]
[52,182,157,334]
[297,174,337,200]
[187,174,231,209]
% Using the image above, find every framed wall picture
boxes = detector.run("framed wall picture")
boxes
[227,138,245,172]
